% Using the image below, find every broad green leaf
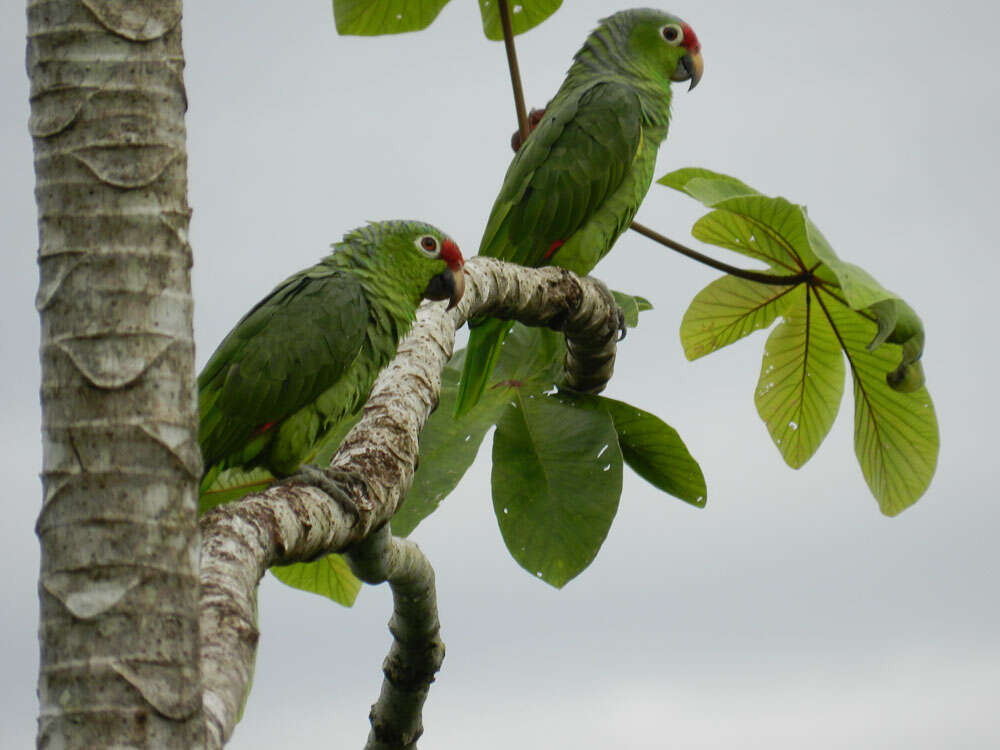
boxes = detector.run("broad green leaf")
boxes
[492,322,566,385]
[611,290,654,329]
[680,275,796,360]
[392,350,507,537]
[804,218,897,309]
[333,0,452,35]
[199,465,274,513]
[559,392,706,507]
[658,167,760,205]
[492,392,622,588]
[395,325,570,536]
[864,298,926,391]
[693,200,808,272]
[821,290,938,515]
[478,0,562,41]
[755,286,845,469]
[866,299,899,352]
[271,553,362,607]
[605,397,706,507]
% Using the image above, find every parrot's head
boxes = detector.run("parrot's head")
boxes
[381,221,465,310]
[417,231,465,311]
[340,221,465,310]
[604,8,704,91]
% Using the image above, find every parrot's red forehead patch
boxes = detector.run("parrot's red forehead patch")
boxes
[681,23,700,53]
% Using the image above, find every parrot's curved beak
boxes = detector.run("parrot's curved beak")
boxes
[424,267,465,310]
[425,238,466,310]
[671,50,703,91]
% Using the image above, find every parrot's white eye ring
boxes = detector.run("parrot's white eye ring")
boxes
[660,23,683,46]
[416,235,440,257]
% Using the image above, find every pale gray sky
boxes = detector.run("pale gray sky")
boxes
[3,1,998,747]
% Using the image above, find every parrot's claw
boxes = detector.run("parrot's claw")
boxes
[283,465,368,520]
[614,305,627,342]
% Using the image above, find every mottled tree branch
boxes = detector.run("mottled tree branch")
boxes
[346,526,445,750]
[199,257,622,747]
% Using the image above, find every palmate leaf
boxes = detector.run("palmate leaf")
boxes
[660,166,937,511]
[693,198,825,274]
[492,391,622,588]
[820,291,938,515]
[657,167,758,206]
[680,275,796,360]
[755,286,845,469]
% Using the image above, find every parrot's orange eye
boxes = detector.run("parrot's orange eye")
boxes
[661,24,683,45]
[416,235,440,257]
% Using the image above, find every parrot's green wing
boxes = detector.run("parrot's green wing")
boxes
[456,82,643,416]
[480,80,643,267]
[199,266,368,471]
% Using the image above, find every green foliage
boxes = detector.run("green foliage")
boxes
[754,285,845,469]
[825,299,938,516]
[331,0,562,39]
[660,167,937,513]
[680,276,793,360]
[199,465,274,514]
[271,553,362,607]
[492,390,622,588]
[332,0,451,35]
[611,290,653,329]
[396,323,567,537]
[478,0,563,41]
[398,316,704,586]
[556,392,706,508]
[391,349,508,537]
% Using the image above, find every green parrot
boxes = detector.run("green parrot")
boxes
[198,220,465,508]
[455,8,703,415]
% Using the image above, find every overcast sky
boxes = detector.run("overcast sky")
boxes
[3,1,998,747]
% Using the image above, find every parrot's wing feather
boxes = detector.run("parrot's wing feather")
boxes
[479,81,643,266]
[199,266,368,469]
[457,82,643,416]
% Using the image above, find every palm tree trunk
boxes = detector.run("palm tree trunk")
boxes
[29,1,202,745]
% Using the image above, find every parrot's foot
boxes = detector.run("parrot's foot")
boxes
[283,465,368,520]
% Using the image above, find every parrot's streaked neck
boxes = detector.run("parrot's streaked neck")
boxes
[566,23,673,128]
[327,240,426,337]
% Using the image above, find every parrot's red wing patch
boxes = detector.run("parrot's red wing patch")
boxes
[253,421,277,436]
[545,240,565,259]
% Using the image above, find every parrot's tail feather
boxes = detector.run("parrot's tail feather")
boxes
[455,318,511,417]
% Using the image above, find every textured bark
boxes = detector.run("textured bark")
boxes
[346,527,445,750]
[30,1,202,747]
[199,257,622,747]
